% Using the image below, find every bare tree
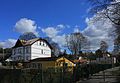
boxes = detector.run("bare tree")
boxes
[65,32,88,56]
[19,32,37,41]
[89,0,120,25]
[89,0,120,54]
[82,39,91,52]
[45,37,61,57]
[100,41,108,52]
[51,42,61,57]
[113,35,120,54]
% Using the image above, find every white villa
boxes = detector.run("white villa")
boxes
[11,38,52,61]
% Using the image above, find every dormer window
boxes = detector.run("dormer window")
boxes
[43,43,44,46]
[39,42,42,45]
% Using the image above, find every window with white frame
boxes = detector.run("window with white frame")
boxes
[43,42,45,46]
[39,41,42,45]
[41,49,43,54]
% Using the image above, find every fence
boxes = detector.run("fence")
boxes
[0,67,73,83]
[0,64,116,83]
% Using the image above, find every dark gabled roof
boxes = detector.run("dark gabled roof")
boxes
[13,39,23,48]
[30,57,57,62]
[23,38,40,45]
[13,38,52,49]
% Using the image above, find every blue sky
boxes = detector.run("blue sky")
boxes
[0,0,114,51]
[0,0,90,39]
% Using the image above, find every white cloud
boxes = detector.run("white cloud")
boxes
[85,17,89,23]
[52,35,66,47]
[0,39,17,48]
[14,18,38,36]
[82,15,115,51]
[13,17,115,51]
[115,0,120,2]
[42,27,59,38]
[57,24,65,29]
[12,16,111,52]
[74,28,80,33]
[41,25,67,47]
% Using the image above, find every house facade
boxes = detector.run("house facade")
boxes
[11,38,52,61]
[24,56,76,71]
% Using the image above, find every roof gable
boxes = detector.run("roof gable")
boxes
[56,56,75,64]
[13,38,52,49]
[13,39,23,48]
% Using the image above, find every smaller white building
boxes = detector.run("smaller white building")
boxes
[11,38,52,61]
[95,54,117,64]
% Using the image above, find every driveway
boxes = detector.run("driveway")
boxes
[77,66,120,83]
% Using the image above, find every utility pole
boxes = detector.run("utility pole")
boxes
[0,44,4,61]
[3,48,4,60]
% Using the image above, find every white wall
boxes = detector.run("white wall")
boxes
[31,40,51,59]
[11,40,51,61]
